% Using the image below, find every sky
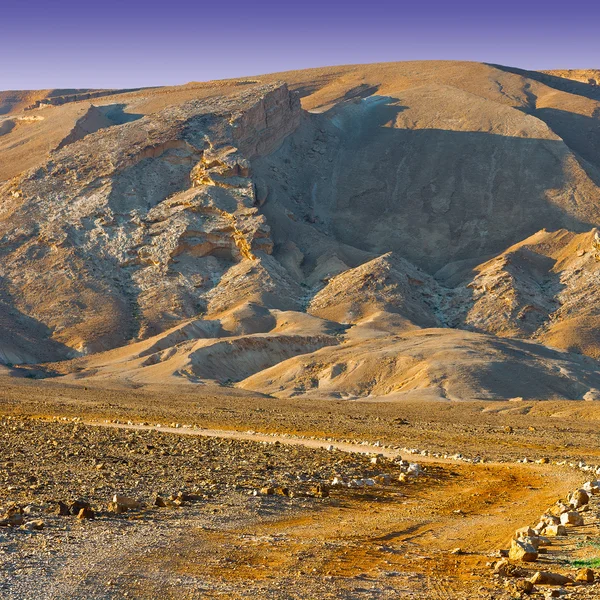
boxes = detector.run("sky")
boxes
[2,0,600,90]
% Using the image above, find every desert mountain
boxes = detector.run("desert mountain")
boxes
[3,60,600,400]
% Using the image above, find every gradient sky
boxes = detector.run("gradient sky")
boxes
[2,0,600,90]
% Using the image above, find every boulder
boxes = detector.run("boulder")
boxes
[112,494,141,510]
[493,559,526,577]
[153,494,177,508]
[575,567,594,583]
[310,483,330,498]
[69,499,90,516]
[515,579,534,594]
[50,501,70,516]
[23,519,44,531]
[515,526,537,539]
[545,525,567,536]
[583,481,600,495]
[107,501,127,514]
[560,511,584,526]
[522,535,541,550]
[509,539,538,562]
[529,571,572,585]
[0,506,24,527]
[77,507,95,519]
[569,489,590,509]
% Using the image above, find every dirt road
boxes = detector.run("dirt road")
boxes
[2,416,587,599]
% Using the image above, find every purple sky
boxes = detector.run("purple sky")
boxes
[2,0,600,90]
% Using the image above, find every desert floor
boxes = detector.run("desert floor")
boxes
[2,377,600,599]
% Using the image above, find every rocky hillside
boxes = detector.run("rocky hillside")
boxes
[3,61,600,401]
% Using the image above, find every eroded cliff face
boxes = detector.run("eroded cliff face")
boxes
[0,83,302,357]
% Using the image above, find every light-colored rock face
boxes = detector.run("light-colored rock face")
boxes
[3,61,600,401]
[0,83,302,355]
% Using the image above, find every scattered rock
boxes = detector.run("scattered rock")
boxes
[545,525,567,537]
[515,579,534,594]
[494,559,526,577]
[575,567,594,583]
[50,501,70,516]
[544,590,567,599]
[107,501,127,514]
[70,500,90,516]
[515,526,537,539]
[569,489,590,509]
[529,571,573,585]
[310,483,329,498]
[560,511,584,526]
[23,519,44,531]
[112,494,141,510]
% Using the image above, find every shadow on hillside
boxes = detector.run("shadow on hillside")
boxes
[303,95,600,272]
[98,103,143,125]
[0,280,75,366]
[533,108,600,186]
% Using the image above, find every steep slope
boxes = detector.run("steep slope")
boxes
[439,228,600,358]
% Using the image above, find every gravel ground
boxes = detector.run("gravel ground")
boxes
[3,385,600,598]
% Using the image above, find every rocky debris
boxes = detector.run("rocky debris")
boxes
[22,519,44,531]
[0,416,421,539]
[522,535,541,550]
[50,501,71,516]
[493,478,600,597]
[153,494,175,508]
[515,579,535,594]
[494,559,527,577]
[0,414,451,599]
[112,494,142,510]
[107,501,128,514]
[509,539,538,562]
[310,483,329,498]
[0,506,24,527]
[544,590,568,599]
[70,500,91,516]
[516,526,537,539]
[583,480,600,495]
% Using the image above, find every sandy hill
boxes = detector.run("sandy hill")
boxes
[3,60,600,401]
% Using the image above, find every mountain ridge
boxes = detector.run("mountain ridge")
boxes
[2,60,600,401]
